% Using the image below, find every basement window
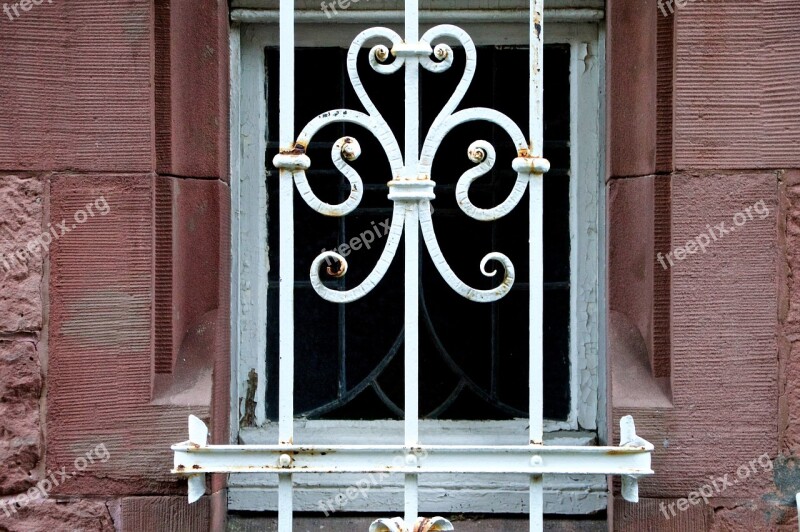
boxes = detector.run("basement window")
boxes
[230,8,605,515]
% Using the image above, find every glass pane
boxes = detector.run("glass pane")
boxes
[265,44,571,421]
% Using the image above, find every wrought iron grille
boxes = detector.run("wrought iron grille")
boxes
[263,44,573,423]
[172,1,654,530]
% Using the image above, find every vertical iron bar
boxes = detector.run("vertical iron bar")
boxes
[404,0,421,525]
[338,49,348,399]
[529,0,545,529]
[278,0,295,530]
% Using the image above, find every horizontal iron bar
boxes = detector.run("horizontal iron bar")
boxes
[232,9,604,24]
[173,443,652,476]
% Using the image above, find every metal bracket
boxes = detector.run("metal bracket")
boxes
[391,41,434,58]
[172,415,653,504]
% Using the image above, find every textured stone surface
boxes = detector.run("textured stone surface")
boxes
[607,0,657,178]
[674,0,800,169]
[709,499,796,531]
[0,1,154,172]
[47,175,207,496]
[117,495,211,532]
[0,341,41,495]
[615,497,707,531]
[614,172,778,499]
[155,0,229,179]
[779,170,800,453]
[0,498,113,532]
[608,176,654,366]
[656,9,674,172]
[46,175,230,496]
[0,175,43,332]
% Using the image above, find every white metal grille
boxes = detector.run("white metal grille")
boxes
[172,2,653,530]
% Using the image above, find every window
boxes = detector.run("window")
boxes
[264,45,572,422]
[229,2,609,517]
[202,0,652,529]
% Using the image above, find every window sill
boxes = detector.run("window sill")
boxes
[229,421,606,515]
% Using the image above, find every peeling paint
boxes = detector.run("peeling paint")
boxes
[241,369,258,427]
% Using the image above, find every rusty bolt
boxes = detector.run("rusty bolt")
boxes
[340,137,361,161]
[468,146,487,163]
[374,45,389,62]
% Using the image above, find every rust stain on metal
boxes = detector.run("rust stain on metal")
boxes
[280,142,307,155]
[340,137,359,161]
[176,465,185,471]
[414,517,455,532]
[533,13,543,39]
[326,259,346,278]
[191,464,202,470]
[605,447,644,455]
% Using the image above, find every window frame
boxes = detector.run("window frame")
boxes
[229,6,607,515]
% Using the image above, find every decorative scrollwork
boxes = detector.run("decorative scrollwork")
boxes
[309,204,406,304]
[277,24,548,304]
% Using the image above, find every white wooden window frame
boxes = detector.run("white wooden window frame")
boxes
[227,0,609,517]
[170,2,651,529]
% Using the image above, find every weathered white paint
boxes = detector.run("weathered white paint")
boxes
[231,421,607,514]
[528,3,547,529]
[175,417,653,509]
[572,38,602,431]
[218,4,634,529]
[231,5,604,506]
[232,0,603,8]
[234,25,269,429]
[277,3,295,531]
[229,23,242,443]
[231,9,604,24]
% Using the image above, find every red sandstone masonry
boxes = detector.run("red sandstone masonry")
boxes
[0,341,41,496]
[47,175,180,495]
[0,1,154,172]
[779,170,800,454]
[0,175,44,332]
[0,0,230,528]
[613,172,778,501]
[608,176,655,367]
[0,498,114,532]
[46,175,231,497]
[154,0,230,180]
[674,0,800,170]
[607,0,658,178]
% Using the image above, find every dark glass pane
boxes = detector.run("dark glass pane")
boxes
[265,44,572,421]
